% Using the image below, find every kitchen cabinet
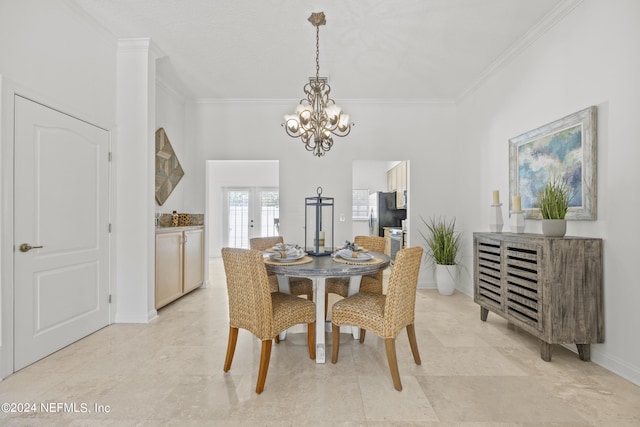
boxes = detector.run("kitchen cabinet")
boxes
[386,161,407,208]
[473,232,603,361]
[387,166,397,192]
[155,227,204,309]
[383,228,391,256]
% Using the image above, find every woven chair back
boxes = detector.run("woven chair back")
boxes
[354,235,386,286]
[354,235,386,253]
[383,246,423,337]
[221,248,274,340]
[249,236,284,251]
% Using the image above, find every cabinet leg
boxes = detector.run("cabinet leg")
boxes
[577,344,591,361]
[540,341,552,362]
[480,307,489,322]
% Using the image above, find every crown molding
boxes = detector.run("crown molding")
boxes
[457,0,584,103]
[189,98,455,106]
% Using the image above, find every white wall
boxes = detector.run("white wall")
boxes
[352,160,393,237]
[456,0,640,385]
[155,79,187,213]
[0,0,117,379]
[186,100,457,288]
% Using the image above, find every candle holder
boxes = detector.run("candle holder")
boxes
[490,203,503,233]
[305,186,334,256]
[510,210,525,234]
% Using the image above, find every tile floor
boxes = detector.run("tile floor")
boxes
[1,258,639,426]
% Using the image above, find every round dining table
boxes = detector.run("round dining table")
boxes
[264,251,390,363]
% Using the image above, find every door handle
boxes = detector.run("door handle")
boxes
[19,243,43,252]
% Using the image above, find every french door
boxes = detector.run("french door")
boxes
[224,187,279,248]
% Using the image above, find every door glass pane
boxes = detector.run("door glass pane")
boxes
[227,190,249,248]
[259,190,279,237]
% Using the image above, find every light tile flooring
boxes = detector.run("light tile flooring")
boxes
[1,258,639,426]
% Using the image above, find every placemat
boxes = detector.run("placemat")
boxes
[264,256,313,266]
[332,256,385,266]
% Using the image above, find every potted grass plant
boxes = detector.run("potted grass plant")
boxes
[537,177,571,237]
[419,216,461,295]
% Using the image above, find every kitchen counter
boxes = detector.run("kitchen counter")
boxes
[156,225,204,234]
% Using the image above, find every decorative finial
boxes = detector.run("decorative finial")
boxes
[308,12,326,27]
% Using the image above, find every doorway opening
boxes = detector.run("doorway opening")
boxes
[206,160,279,258]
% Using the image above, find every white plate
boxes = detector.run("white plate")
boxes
[268,252,305,262]
[336,250,373,261]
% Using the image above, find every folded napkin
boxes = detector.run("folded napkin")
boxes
[336,248,359,259]
[275,246,304,258]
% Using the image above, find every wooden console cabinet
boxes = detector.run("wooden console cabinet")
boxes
[473,232,603,361]
[155,227,204,309]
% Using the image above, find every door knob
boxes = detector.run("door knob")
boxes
[19,243,43,252]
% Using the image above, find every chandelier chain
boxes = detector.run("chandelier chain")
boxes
[315,25,320,82]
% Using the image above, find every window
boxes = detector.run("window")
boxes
[352,189,369,220]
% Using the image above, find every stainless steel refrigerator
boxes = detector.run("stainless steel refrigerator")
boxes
[368,191,406,237]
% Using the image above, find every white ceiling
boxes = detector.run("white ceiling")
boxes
[70,0,571,101]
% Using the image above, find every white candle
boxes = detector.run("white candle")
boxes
[512,195,522,212]
[492,190,500,205]
[318,230,325,253]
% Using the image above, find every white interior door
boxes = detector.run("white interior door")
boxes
[224,187,279,248]
[14,96,110,371]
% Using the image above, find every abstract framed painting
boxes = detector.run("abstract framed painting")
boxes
[509,106,597,220]
[155,127,184,206]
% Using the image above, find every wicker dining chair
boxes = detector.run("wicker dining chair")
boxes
[325,235,386,316]
[249,236,314,301]
[221,248,316,394]
[331,246,423,391]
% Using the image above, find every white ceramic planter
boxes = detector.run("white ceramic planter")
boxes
[542,219,566,237]
[435,264,457,295]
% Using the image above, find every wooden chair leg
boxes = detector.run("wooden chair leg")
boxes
[223,327,238,372]
[384,338,402,391]
[359,329,366,344]
[256,340,273,394]
[308,322,316,360]
[331,323,340,363]
[274,334,280,344]
[406,324,422,365]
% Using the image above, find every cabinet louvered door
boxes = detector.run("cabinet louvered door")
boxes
[504,242,542,331]
[475,238,504,312]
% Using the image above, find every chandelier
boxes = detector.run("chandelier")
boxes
[282,12,353,157]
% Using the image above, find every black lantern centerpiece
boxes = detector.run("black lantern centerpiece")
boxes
[305,186,334,256]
